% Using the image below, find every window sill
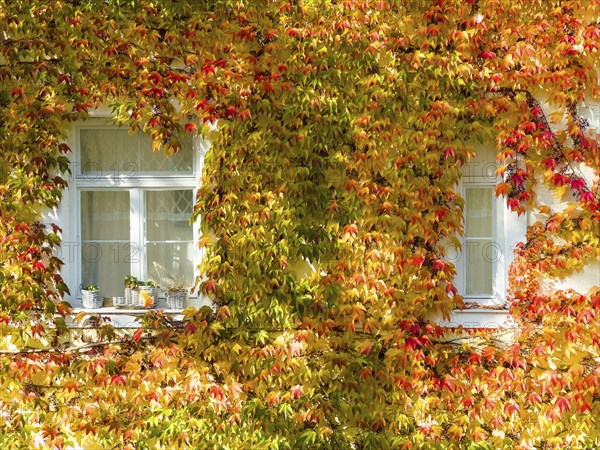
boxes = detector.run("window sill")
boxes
[66,296,213,328]
[68,306,192,328]
[72,306,188,315]
[458,302,509,311]
[442,308,513,329]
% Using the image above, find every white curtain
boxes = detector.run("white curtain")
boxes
[80,128,194,174]
[81,191,131,297]
[465,187,494,296]
[146,190,194,285]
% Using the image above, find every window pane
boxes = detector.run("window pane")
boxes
[465,239,493,296]
[81,191,130,240]
[147,243,194,287]
[82,242,134,298]
[466,187,492,238]
[140,133,193,172]
[80,129,138,173]
[81,191,131,298]
[81,129,193,174]
[146,190,193,241]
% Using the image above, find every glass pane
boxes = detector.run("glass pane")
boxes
[82,242,133,298]
[140,133,193,172]
[147,242,194,287]
[81,128,193,174]
[80,129,138,173]
[462,147,497,180]
[466,187,492,238]
[465,239,493,296]
[81,191,130,240]
[146,190,193,241]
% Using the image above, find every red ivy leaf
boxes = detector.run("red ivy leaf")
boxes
[111,375,127,386]
[290,385,304,399]
[479,50,496,59]
[132,329,144,343]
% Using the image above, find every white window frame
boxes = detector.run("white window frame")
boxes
[457,166,527,307]
[54,118,207,306]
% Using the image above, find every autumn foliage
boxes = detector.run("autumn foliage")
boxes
[0,0,598,448]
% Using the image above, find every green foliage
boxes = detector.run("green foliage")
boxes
[0,0,598,448]
[124,275,139,289]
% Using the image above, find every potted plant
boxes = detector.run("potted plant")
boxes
[81,284,103,309]
[124,275,139,306]
[151,262,188,309]
[138,280,156,308]
[161,274,189,309]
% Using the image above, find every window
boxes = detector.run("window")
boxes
[455,149,527,306]
[463,185,496,297]
[61,122,203,302]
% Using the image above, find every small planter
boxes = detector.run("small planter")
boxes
[125,287,138,306]
[132,289,142,307]
[81,285,103,309]
[138,285,156,308]
[165,291,188,309]
[124,275,139,307]
[154,269,188,310]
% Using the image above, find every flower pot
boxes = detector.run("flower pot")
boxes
[130,288,140,307]
[124,287,134,306]
[82,290,103,309]
[138,285,156,308]
[166,291,187,309]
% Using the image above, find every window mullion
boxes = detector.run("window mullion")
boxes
[131,188,144,281]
